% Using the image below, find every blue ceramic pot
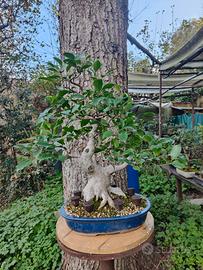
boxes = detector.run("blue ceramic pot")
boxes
[60,196,151,234]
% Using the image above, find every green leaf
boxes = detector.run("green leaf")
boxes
[16,159,32,171]
[172,159,187,169]
[36,141,51,147]
[81,119,90,126]
[170,144,182,160]
[119,131,128,143]
[64,52,75,60]
[102,130,113,139]
[57,90,69,98]
[92,97,104,106]
[93,60,102,72]
[58,155,66,162]
[103,83,115,90]
[151,145,162,156]
[72,104,80,113]
[37,153,53,161]
[70,93,85,100]
[47,61,57,68]
[143,134,153,143]
[54,57,63,65]
[93,79,103,91]
[82,63,92,70]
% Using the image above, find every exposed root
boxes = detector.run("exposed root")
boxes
[80,125,127,209]
[108,186,126,197]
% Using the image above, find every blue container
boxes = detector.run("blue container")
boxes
[127,165,140,193]
[60,197,150,234]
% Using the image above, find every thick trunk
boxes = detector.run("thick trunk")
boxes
[59,0,128,87]
[59,1,131,269]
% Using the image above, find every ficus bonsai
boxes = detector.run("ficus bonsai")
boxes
[16,53,187,209]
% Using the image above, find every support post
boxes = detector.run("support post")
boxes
[191,87,195,129]
[176,178,183,202]
[159,73,163,137]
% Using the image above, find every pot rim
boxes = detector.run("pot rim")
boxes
[60,194,151,222]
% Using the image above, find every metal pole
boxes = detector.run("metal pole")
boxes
[159,73,163,137]
[191,87,195,129]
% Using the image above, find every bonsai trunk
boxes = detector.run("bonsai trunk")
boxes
[81,125,127,208]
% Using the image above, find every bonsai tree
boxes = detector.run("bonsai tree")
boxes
[16,53,187,208]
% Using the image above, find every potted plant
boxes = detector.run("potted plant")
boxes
[16,53,184,234]
[172,127,203,178]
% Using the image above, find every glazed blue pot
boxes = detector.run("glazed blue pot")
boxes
[60,196,151,234]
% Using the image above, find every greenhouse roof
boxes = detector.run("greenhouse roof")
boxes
[128,72,203,94]
[127,27,203,93]
[159,27,203,74]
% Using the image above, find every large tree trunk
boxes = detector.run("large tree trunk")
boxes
[59,0,128,87]
[58,1,138,269]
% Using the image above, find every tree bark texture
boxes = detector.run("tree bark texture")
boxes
[59,0,128,203]
[59,0,128,88]
[58,1,149,269]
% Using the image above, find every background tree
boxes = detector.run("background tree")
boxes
[0,0,42,93]
[128,16,203,72]
[0,0,47,206]
[58,1,133,269]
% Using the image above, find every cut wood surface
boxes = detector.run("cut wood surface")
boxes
[56,212,154,256]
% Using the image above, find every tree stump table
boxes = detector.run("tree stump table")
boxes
[56,212,154,270]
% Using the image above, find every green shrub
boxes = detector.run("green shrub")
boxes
[139,166,176,195]
[0,175,62,270]
[140,168,203,270]
[154,197,203,270]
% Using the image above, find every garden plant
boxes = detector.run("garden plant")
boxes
[16,53,187,212]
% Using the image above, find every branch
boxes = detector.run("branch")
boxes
[105,163,127,175]
[70,79,83,91]
[127,32,160,65]
[81,124,98,162]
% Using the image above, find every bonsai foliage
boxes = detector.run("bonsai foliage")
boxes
[16,53,186,207]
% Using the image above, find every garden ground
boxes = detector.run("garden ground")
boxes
[0,167,202,270]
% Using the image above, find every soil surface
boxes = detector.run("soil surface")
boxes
[65,196,146,218]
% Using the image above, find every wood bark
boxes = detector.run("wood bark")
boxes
[59,0,128,87]
[58,1,153,269]
[59,0,128,199]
